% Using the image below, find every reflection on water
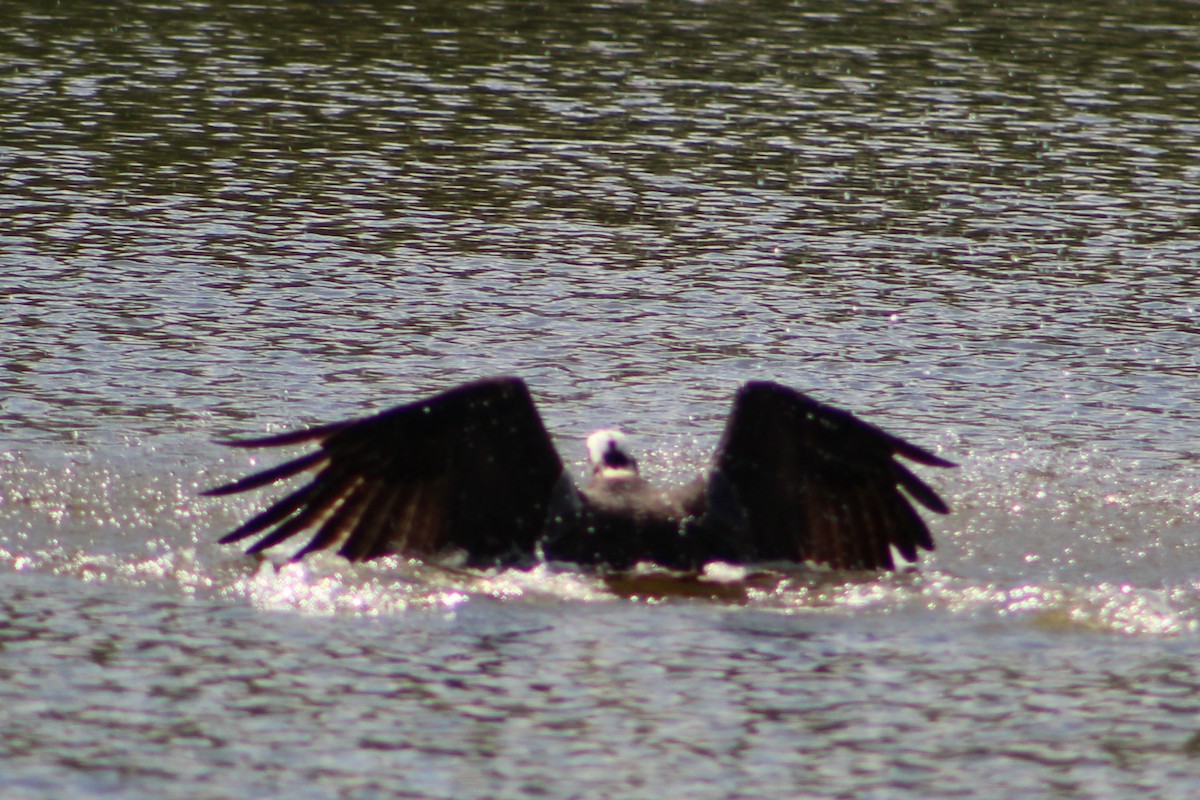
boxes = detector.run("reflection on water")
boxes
[5,560,1200,799]
[3,0,1199,456]
[4,0,1200,797]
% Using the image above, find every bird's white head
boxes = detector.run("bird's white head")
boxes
[585,429,638,478]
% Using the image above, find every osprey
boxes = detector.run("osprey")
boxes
[206,377,953,572]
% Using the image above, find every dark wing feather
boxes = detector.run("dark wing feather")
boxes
[204,449,330,497]
[704,381,953,571]
[205,377,567,565]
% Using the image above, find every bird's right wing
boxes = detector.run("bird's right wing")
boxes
[204,377,567,566]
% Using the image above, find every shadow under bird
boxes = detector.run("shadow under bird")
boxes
[206,377,954,572]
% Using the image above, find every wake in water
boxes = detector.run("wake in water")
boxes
[2,444,1200,636]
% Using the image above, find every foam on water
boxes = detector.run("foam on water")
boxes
[4,441,1199,639]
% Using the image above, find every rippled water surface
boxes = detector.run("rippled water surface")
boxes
[4,1,1200,797]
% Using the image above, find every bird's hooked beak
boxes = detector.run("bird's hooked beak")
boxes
[585,429,638,478]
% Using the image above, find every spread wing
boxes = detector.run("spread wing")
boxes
[704,381,954,571]
[204,377,567,566]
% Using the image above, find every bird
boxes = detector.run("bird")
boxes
[205,377,954,572]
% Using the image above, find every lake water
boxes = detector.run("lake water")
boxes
[3,0,1200,797]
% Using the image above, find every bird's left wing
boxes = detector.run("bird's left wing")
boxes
[204,377,567,566]
[704,381,954,571]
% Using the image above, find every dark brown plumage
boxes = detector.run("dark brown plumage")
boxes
[205,377,954,571]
